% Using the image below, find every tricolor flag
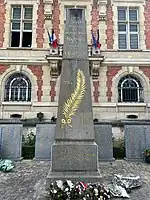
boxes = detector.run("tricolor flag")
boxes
[92,30,101,49]
[47,29,51,45]
[47,29,58,48]
[50,29,58,48]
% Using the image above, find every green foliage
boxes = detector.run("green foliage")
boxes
[144,149,150,157]
[113,138,125,159]
[22,132,35,159]
[22,132,35,146]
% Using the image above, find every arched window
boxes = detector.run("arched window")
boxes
[118,75,144,102]
[4,73,31,102]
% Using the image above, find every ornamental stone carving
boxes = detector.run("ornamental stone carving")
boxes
[91,61,101,79]
[98,0,107,21]
[43,0,53,20]
[50,61,59,78]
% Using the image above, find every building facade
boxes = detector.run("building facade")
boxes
[0,0,150,120]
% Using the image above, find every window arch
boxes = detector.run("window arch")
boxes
[4,73,31,102]
[118,75,144,102]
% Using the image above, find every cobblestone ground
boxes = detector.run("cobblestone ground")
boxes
[0,160,149,200]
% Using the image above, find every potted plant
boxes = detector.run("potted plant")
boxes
[144,149,150,163]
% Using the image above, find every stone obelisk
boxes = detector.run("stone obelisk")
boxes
[47,8,101,183]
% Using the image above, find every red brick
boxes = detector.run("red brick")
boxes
[36,0,45,48]
[27,65,43,102]
[93,81,100,103]
[139,66,150,79]
[0,0,5,48]
[106,0,114,49]
[106,66,122,102]
[144,0,150,49]
[52,0,60,42]
[0,65,9,74]
[50,81,56,102]
[91,3,99,43]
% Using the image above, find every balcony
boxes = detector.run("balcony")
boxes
[46,45,104,61]
[46,45,104,79]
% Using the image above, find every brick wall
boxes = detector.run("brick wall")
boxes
[139,66,150,79]
[52,0,60,41]
[0,65,9,74]
[106,66,122,102]
[91,2,99,32]
[36,0,45,48]
[0,0,5,47]
[50,80,56,102]
[144,0,150,49]
[93,80,100,103]
[27,66,43,102]
[106,0,114,49]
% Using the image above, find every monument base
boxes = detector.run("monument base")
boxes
[46,169,102,189]
[51,142,99,171]
[46,142,102,188]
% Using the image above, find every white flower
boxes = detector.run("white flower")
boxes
[56,180,64,190]
[94,188,98,196]
[67,180,74,189]
[53,189,57,193]
[65,187,69,192]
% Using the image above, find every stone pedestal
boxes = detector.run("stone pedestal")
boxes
[125,125,150,161]
[0,124,23,160]
[46,8,101,184]
[95,124,114,161]
[34,124,55,160]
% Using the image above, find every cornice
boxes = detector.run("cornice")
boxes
[4,0,40,4]
[112,0,145,3]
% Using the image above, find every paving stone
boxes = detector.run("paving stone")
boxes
[0,160,150,200]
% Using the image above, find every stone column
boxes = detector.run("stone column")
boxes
[46,8,101,184]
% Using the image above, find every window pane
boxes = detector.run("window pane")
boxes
[24,23,32,30]
[118,23,126,32]
[130,23,138,32]
[118,34,127,49]
[130,34,138,49]
[11,32,20,47]
[118,8,126,20]
[129,9,138,21]
[24,7,33,19]
[12,22,20,30]
[22,32,32,47]
[4,73,31,102]
[122,88,138,102]
[12,7,21,19]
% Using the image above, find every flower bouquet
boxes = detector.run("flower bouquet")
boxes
[48,180,111,199]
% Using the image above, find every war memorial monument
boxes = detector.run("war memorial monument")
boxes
[46,8,101,183]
